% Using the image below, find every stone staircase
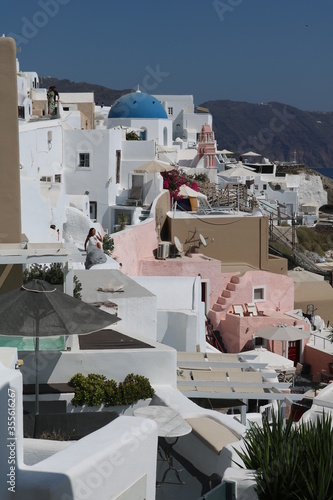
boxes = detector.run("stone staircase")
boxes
[139,207,151,222]
[208,275,241,329]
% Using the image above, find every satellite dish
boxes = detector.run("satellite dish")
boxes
[174,236,183,254]
[199,234,207,247]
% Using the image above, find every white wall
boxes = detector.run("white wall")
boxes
[19,121,63,179]
[18,417,158,500]
[133,276,206,351]
[18,120,69,242]
[20,343,177,387]
[108,118,173,147]
[20,177,68,243]
[134,276,201,310]
[183,112,213,141]
[63,128,122,231]
[158,310,202,351]
[0,359,157,499]
[104,295,157,342]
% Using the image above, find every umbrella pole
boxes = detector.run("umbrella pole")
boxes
[35,337,39,415]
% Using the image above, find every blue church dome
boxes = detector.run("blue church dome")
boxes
[108,90,167,119]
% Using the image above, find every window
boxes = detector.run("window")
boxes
[18,106,25,119]
[78,153,90,168]
[254,184,258,190]
[90,201,97,220]
[63,107,69,111]
[253,336,266,347]
[55,174,61,183]
[263,184,267,190]
[253,286,266,302]
[116,150,121,184]
[168,107,173,115]
[40,176,52,182]
[140,128,147,141]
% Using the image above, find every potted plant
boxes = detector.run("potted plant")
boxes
[67,373,154,414]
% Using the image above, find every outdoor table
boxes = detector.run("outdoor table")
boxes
[134,405,192,486]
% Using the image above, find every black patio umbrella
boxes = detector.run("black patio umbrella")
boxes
[0,279,120,413]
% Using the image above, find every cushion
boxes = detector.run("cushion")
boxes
[185,416,239,454]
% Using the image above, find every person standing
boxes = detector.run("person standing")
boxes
[47,86,59,116]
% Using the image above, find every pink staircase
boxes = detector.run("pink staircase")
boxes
[208,275,241,329]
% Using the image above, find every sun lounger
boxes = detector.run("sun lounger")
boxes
[232,304,244,317]
[185,416,240,454]
[126,186,142,206]
[245,303,258,316]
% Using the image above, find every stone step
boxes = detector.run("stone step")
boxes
[217,296,227,305]
[230,276,240,284]
[212,303,223,312]
[222,290,232,298]
[226,282,237,291]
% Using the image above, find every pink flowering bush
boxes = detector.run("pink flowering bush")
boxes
[161,170,200,200]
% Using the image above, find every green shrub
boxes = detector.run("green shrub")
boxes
[68,372,154,407]
[103,234,114,255]
[73,275,82,300]
[126,131,140,141]
[192,172,210,183]
[235,411,333,499]
[118,374,155,405]
[296,227,329,256]
[23,263,83,299]
[23,263,64,284]
[104,379,120,407]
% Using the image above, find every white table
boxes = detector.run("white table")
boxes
[134,405,191,485]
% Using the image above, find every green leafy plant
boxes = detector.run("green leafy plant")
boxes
[126,130,140,141]
[103,234,114,255]
[115,213,129,232]
[234,411,333,499]
[68,372,154,407]
[191,171,210,183]
[118,374,155,405]
[73,275,82,300]
[23,263,63,284]
[23,263,83,300]
[296,227,333,257]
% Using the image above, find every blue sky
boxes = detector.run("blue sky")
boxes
[2,0,333,111]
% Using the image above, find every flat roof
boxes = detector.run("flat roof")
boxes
[0,243,84,264]
[78,329,154,350]
[76,269,155,302]
[60,93,94,103]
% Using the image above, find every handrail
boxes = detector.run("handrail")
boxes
[205,319,225,352]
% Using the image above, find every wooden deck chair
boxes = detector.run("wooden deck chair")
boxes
[245,303,258,317]
[126,186,142,206]
[232,304,244,317]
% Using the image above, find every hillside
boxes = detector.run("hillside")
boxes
[202,100,333,170]
[39,77,333,170]
[39,77,131,107]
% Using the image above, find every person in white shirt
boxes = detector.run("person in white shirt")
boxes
[84,228,106,269]
[84,228,103,251]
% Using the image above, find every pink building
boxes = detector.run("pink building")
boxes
[197,123,216,168]
[112,218,309,365]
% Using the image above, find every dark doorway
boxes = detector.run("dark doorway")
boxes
[288,340,300,365]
